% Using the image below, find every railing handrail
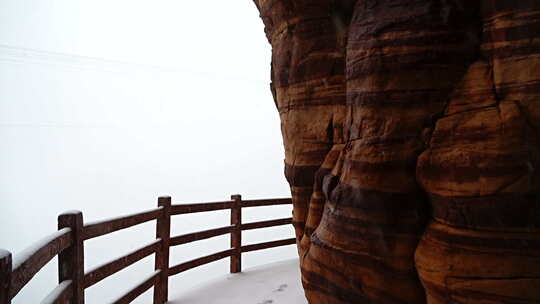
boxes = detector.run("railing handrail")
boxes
[10,228,72,299]
[0,194,294,304]
[82,207,163,241]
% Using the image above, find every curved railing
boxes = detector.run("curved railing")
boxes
[0,195,295,304]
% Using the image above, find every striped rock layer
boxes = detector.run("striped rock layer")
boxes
[254,0,540,303]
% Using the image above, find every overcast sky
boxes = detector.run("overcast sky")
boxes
[0,0,270,81]
[0,2,294,303]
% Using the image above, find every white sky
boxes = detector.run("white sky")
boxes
[0,0,270,82]
[0,2,294,303]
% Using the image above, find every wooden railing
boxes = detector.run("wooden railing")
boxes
[0,195,295,304]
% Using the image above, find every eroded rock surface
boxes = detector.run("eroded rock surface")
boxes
[254,0,540,303]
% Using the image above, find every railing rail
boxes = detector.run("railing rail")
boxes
[41,280,72,304]
[83,239,162,289]
[82,207,163,241]
[113,270,161,304]
[10,228,72,299]
[170,226,235,246]
[0,194,294,304]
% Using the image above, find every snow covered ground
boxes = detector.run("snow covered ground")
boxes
[170,259,307,304]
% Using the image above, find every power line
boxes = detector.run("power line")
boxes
[0,44,183,74]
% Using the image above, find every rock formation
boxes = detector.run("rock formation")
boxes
[253,0,540,303]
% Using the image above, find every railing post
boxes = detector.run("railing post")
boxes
[154,196,171,304]
[230,194,242,273]
[0,250,12,304]
[58,211,84,304]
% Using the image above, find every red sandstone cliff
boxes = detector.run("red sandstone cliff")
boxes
[254,0,540,303]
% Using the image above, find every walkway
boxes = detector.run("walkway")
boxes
[169,259,308,304]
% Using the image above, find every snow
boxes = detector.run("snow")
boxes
[12,228,71,269]
[169,259,308,304]
[0,249,11,260]
[41,280,72,304]
[83,206,162,228]
[58,210,82,216]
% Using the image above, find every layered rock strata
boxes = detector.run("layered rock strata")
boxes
[254,0,540,303]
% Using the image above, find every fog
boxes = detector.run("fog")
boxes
[0,1,295,303]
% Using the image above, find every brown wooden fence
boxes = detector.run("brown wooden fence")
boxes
[0,195,295,304]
